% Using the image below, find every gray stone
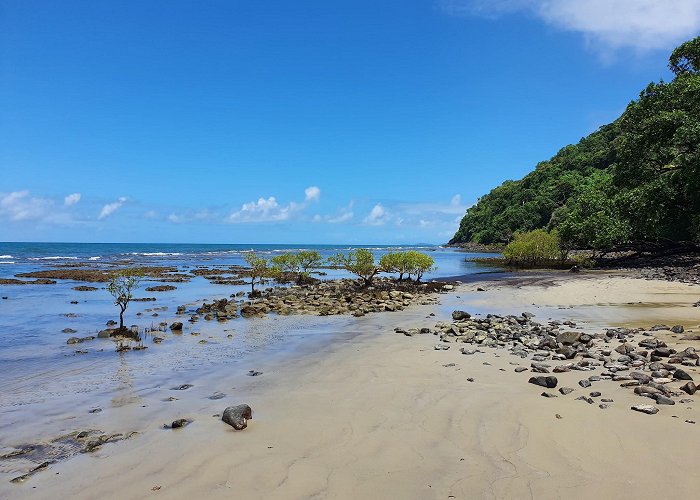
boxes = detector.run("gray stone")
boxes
[631,404,659,415]
[654,395,675,405]
[578,379,592,388]
[559,387,575,395]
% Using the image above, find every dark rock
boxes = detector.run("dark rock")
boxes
[578,379,592,388]
[528,376,558,388]
[169,418,191,429]
[451,310,471,321]
[590,391,602,397]
[680,381,697,395]
[541,392,558,398]
[146,285,177,292]
[222,404,253,430]
[654,395,675,405]
[62,328,77,333]
[671,325,685,334]
[514,366,528,373]
[170,322,183,331]
[673,368,693,381]
[171,384,193,390]
[247,370,263,376]
[559,387,575,395]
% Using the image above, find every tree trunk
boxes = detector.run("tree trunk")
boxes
[119,306,125,330]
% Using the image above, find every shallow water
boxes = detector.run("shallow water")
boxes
[0,243,502,440]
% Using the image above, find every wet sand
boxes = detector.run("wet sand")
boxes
[2,272,700,499]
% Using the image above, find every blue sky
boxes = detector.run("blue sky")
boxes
[2,0,699,244]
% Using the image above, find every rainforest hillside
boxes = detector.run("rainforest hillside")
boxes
[450,37,700,250]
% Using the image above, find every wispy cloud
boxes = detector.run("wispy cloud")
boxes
[442,0,700,54]
[0,190,52,221]
[64,193,81,206]
[98,197,127,220]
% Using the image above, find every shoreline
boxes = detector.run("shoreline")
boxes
[2,271,700,498]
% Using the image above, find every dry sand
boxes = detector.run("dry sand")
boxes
[4,272,700,499]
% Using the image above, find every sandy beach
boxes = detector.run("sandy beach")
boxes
[2,271,699,500]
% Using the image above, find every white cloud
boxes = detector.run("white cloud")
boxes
[304,186,321,202]
[328,211,354,224]
[444,0,700,53]
[363,204,390,226]
[450,194,462,207]
[64,193,81,206]
[227,196,300,223]
[98,197,127,220]
[144,210,158,219]
[167,213,181,223]
[0,190,52,221]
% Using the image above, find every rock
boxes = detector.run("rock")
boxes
[590,391,602,397]
[528,376,558,388]
[62,328,77,333]
[460,348,477,355]
[247,370,263,376]
[673,368,693,381]
[170,322,183,331]
[209,392,226,400]
[557,331,582,345]
[171,384,193,390]
[222,404,253,430]
[680,334,700,341]
[680,381,697,395]
[671,325,685,334]
[146,285,177,292]
[451,310,471,321]
[434,344,450,350]
[531,362,550,373]
[654,395,675,405]
[578,379,592,388]
[67,337,81,344]
[514,366,528,373]
[631,404,659,415]
[559,387,575,395]
[170,418,191,429]
[541,392,558,398]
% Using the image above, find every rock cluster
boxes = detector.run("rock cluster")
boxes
[403,310,698,414]
[176,278,447,321]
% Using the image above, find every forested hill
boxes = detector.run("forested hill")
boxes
[450,37,700,250]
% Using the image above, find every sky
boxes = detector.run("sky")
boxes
[2,0,699,244]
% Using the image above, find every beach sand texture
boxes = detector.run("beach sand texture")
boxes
[4,274,700,499]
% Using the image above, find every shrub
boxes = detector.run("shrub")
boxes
[502,229,565,267]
